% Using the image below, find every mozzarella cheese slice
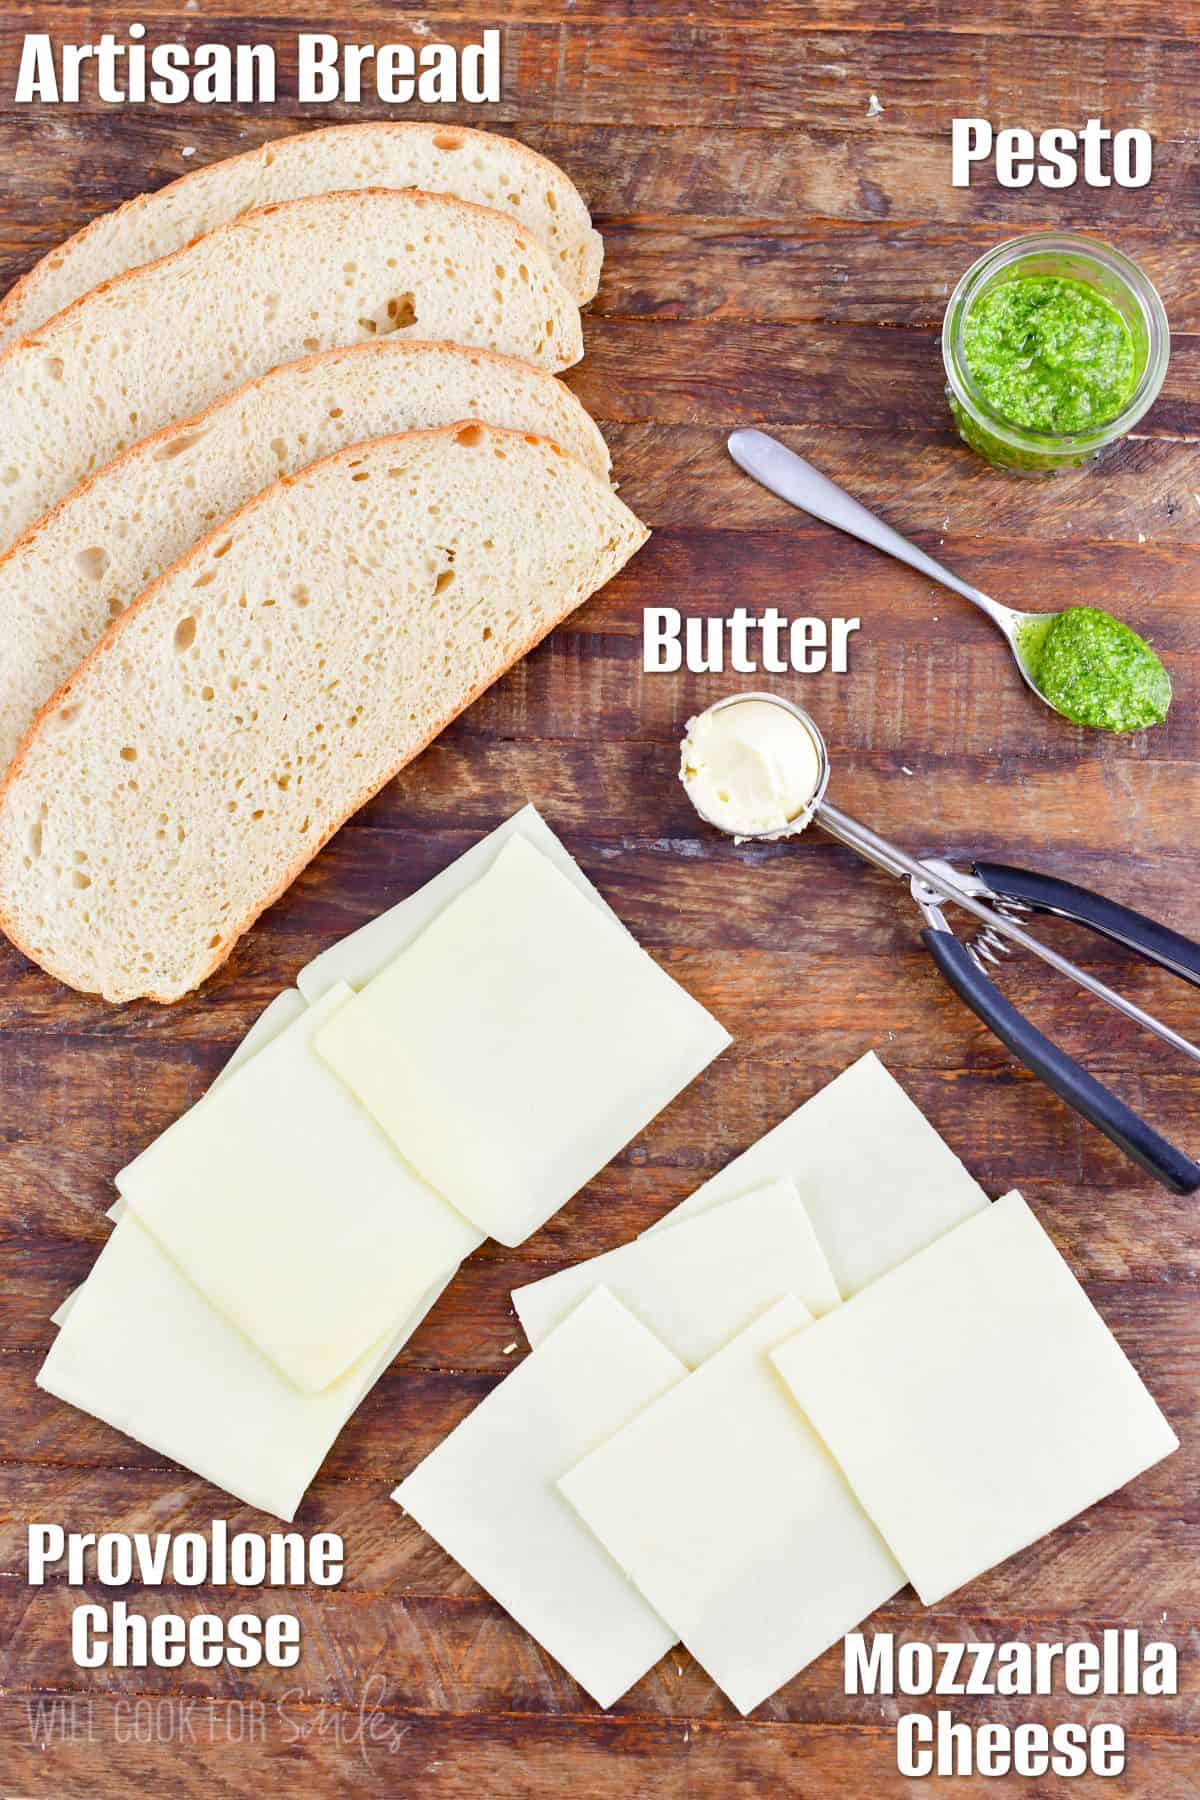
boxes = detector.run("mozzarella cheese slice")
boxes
[317,835,731,1246]
[38,1213,451,1520]
[513,1177,839,1362]
[118,983,482,1392]
[559,1297,904,1715]
[647,1052,987,1297]
[771,1190,1179,1606]
[393,1287,686,1708]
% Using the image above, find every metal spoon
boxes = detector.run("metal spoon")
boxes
[727,428,1055,712]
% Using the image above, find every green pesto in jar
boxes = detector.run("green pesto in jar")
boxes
[963,276,1138,436]
[1018,607,1171,733]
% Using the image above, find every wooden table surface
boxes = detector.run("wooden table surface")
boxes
[2,2,1198,1794]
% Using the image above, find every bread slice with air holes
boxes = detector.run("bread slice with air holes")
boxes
[0,423,648,1004]
[0,338,612,773]
[0,122,604,342]
[0,187,584,557]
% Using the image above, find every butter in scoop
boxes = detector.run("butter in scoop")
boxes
[680,698,823,838]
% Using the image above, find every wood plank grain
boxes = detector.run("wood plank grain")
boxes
[4,1114,1199,1365]
[0,21,1197,135]
[4,1694,1194,1800]
[602,428,1200,543]
[224,740,1200,862]
[595,223,1200,331]
[3,944,1199,1195]
[0,1464,1194,1662]
[566,321,1200,441]
[5,1132,1197,1287]
[0,3,1196,1790]
[2,122,1198,298]
[21,0,1200,34]
[568,534,1200,640]
[2,1585,1197,1735]
[6,920,1200,1059]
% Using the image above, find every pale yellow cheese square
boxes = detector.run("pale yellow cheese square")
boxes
[771,1191,1179,1605]
[647,1052,987,1296]
[394,1288,686,1708]
[513,1177,840,1363]
[118,983,481,1392]
[298,802,623,1002]
[316,835,730,1246]
[39,1214,452,1520]
[560,1297,904,1715]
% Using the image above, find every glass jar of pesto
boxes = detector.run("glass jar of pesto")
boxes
[942,233,1169,474]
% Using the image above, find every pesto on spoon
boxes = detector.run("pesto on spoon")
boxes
[726,430,1173,734]
[1015,607,1170,732]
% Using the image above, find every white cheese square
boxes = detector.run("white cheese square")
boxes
[38,1214,451,1520]
[298,803,623,1002]
[559,1297,905,1716]
[647,1052,987,1296]
[771,1191,1179,1606]
[513,1177,839,1363]
[118,982,482,1393]
[317,835,731,1247]
[393,1287,686,1708]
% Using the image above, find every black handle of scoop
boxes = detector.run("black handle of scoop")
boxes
[922,927,1200,1194]
[975,862,1200,990]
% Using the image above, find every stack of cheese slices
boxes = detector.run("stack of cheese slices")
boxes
[394,1042,1178,1717]
[40,805,732,1522]
[0,124,646,1002]
[40,809,1177,1715]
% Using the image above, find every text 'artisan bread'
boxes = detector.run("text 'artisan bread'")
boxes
[0,122,603,340]
[0,188,584,555]
[0,339,611,772]
[0,425,647,1003]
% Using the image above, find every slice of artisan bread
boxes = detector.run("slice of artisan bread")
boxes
[0,339,611,772]
[0,188,584,556]
[0,123,603,341]
[0,424,647,1003]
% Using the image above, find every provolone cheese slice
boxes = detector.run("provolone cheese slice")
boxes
[98,988,312,1233]
[648,1052,987,1296]
[118,983,482,1392]
[299,803,623,1002]
[215,987,309,1086]
[513,1178,839,1362]
[560,1297,904,1716]
[560,1297,903,1713]
[318,835,731,1246]
[38,1214,452,1520]
[393,1287,686,1708]
[771,1191,1179,1606]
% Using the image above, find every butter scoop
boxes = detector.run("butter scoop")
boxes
[680,695,825,839]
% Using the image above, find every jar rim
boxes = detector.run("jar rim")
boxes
[941,231,1170,454]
